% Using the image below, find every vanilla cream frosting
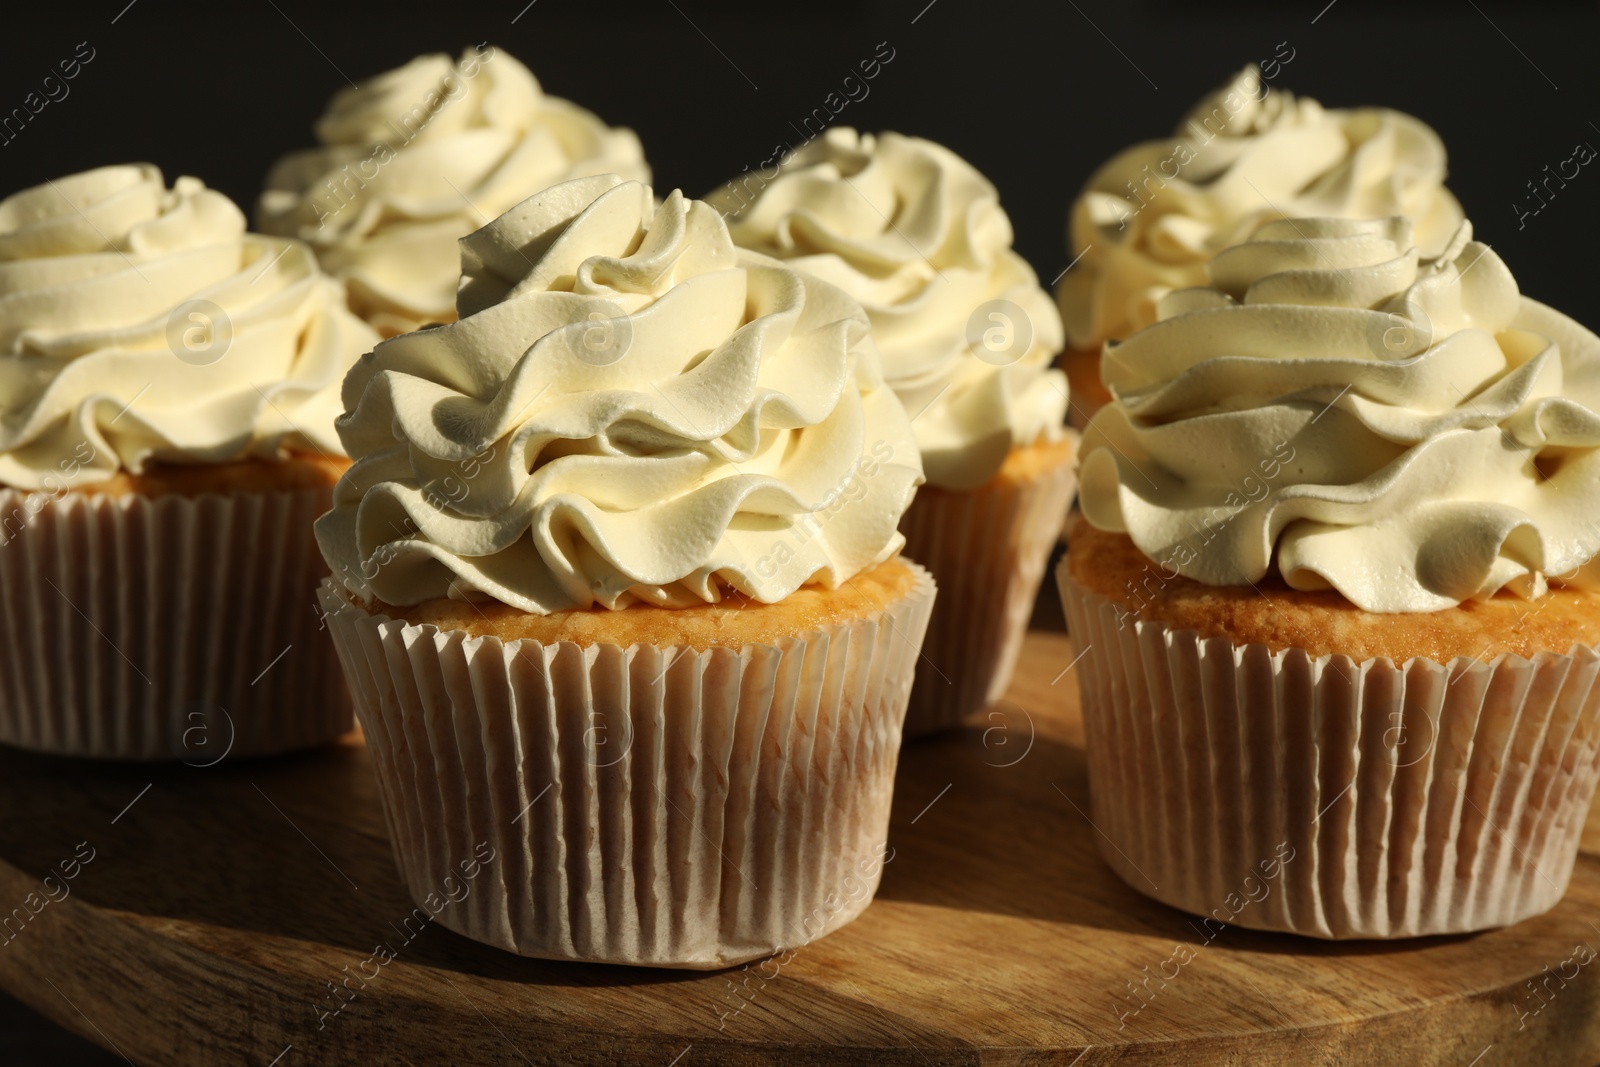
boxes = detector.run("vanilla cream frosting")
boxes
[1079,216,1600,614]
[0,164,377,490]
[707,128,1067,491]
[316,174,923,613]
[1060,66,1464,353]
[259,46,650,337]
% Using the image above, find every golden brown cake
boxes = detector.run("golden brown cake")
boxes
[1061,347,1111,429]
[69,453,348,499]
[365,559,918,652]
[1068,517,1600,664]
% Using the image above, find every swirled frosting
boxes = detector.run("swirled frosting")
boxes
[316,174,924,613]
[1079,216,1600,614]
[1060,65,1464,353]
[0,163,378,490]
[706,128,1067,491]
[259,46,650,337]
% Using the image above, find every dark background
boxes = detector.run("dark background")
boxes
[3,0,1598,1062]
[4,1,1600,322]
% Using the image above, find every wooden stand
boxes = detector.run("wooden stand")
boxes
[1,632,1597,1065]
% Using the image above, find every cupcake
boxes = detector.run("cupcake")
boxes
[259,45,649,338]
[707,128,1074,736]
[314,174,934,968]
[1058,64,1462,428]
[1060,215,1600,938]
[0,164,378,759]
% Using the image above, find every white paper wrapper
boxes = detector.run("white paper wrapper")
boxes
[318,561,936,969]
[899,442,1077,737]
[0,486,350,760]
[1059,564,1600,938]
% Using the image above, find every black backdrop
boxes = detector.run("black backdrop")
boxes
[5,0,1599,325]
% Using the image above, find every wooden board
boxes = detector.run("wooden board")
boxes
[1,631,1599,1066]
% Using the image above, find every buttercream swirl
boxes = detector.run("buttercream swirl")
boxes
[316,174,923,613]
[0,163,377,490]
[1079,216,1600,614]
[707,128,1067,491]
[259,46,650,336]
[1060,65,1464,353]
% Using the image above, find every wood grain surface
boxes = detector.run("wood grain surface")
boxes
[0,631,1597,1066]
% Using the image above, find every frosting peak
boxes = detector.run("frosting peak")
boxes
[1079,215,1600,614]
[1060,66,1464,352]
[707,128,1067,490]
[259,46,650,336]
[316,175,924,614]
[0,164,376,489]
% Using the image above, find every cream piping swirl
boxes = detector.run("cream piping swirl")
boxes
[316,174,924,613]
[1079,216,1600,613]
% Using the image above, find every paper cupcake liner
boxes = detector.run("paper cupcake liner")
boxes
[317,561,936,969]
[0,486,350,760]
[1059,565,1600,938]
[898,446,1078,737]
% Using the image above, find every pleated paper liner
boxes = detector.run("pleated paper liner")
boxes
[317,560,937,969]
[1058,565,1600,938]
[899,441,1077,737]
[0,486,350,761]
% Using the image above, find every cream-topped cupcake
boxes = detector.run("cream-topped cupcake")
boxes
[315,174,934,967]
[259,45,649,337]
[708,128,1075,735]
[1059,65,1462,426]
[0,163,378,759]
[1061,215,1600,937]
